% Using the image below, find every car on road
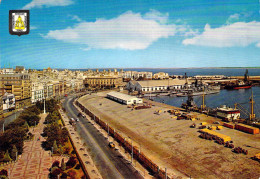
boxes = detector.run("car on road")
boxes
[108,142,115,148]
[76,118,79,122]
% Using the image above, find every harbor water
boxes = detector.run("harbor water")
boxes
[153,86,260,118]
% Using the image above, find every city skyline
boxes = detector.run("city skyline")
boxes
[1,0,260,69]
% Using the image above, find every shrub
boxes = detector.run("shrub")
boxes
[51,166,62,176]
[61,158,66,171]
[61,173,68,179]
[53,140,58,154]
[75,164,81,170]
[0,169,8,176]
[3,151,11,162]
[52,160,60,168]
[10,145,18,160]
[66,169,77,178]
[66,157,77,169]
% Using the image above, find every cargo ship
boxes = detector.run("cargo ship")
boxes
[216,105,240,122]
[224,81,252,90]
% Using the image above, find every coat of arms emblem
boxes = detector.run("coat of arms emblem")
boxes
[9,10,30,36]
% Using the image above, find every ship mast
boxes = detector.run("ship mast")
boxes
[201,88,206,110]
[249,90,255,121]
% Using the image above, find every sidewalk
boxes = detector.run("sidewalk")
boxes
[1,113,68,179]
[59,109,102,179]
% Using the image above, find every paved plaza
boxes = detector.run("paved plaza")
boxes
[0,113,68,179]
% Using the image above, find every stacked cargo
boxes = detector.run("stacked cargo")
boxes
[223,122,235,129]
[235,124,260,134]
[217,126,223,130]
[200,129,231,142]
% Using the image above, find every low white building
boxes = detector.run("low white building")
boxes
[107,91,143,105]
[130,79,192,92]
[3,93,15,111]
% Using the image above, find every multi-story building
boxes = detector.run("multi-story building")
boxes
[153,72,169,79]
[31,82,44,103]
[84,76,123,88]
[0,88,4,119]
[1,68,14,74]
[0,74,31,108]
[43,83,54,99]
[3,93,15,111]
[122,71,152,80]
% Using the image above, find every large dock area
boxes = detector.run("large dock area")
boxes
[77,91,260,179]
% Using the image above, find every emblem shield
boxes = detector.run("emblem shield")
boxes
[9,10,30,36]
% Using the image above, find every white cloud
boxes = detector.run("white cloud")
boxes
[68,15,82,22]
[30,26,37,30]
[226,13,240,24]
[183,21,260,48]
[80,47,91,51]
[177,24,199,37]
[144,9,169,24]
[23,0,73,9]
[44,11,177,50]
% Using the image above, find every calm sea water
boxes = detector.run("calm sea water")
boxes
[73,68,260,77]
[153,86,260,118]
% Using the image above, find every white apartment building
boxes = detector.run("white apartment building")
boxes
[31,82,44,103]
[122,71,153,80]
[3,93,15,111]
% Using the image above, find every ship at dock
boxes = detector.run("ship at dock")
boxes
[224,69,252,90]
[224,81,252,90]
[181,89,259,123]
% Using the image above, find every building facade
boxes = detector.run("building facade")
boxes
[84,76,123,88]
[0,74,31,108]
[31,82,44,103]
[3,93,15,111]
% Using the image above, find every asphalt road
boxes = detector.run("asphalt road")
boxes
[63,96,143,179]
[0,110,23,132]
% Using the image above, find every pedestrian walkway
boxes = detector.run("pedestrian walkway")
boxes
[1,113,67,179]
[59,109,102,179]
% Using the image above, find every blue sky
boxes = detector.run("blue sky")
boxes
[0,0,260,69]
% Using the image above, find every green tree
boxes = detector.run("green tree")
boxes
[53,140,58,154]
[3,151,11,162]
[23,121,29,129]
[10,145,18,160]
[61,158,66,171]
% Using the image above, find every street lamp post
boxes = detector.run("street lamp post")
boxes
[43,98,46,114]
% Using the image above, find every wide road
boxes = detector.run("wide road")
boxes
[63,96,143,179]
[0,110,23,132]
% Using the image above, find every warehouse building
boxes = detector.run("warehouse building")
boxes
[107,91,143,105]
[128,79,192,92]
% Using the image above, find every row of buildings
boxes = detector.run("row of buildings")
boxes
[0,67,85,118]
[83,69,170,88]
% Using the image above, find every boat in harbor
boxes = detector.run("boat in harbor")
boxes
[176,90,219,97]
[225,84,252,90]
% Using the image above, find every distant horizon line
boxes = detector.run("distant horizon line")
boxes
[41,67,260,70]
[2,67,260,70]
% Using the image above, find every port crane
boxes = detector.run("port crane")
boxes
[234,90,259,123]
